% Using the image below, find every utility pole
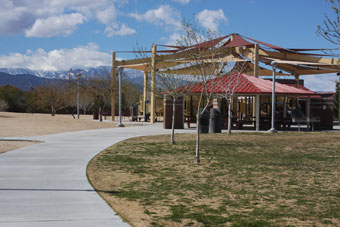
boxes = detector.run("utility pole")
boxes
[76,73,81,119]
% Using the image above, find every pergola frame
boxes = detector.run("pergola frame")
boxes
[111,33,340,125]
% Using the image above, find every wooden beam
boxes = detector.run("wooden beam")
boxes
[236,46,340,69]
[160,63,219,75]
[150,45,157,123]
[254,44,259,77]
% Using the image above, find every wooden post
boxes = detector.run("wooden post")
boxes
[254,43,259,78]
[150,45,157,123]
[295,74,300,88]
[295,74,300,108]
[143,71,148,122]
[111,52,116,121]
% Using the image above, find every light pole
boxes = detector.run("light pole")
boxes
[268,61,278,133]
[68,68,72,107]
[76,73,81,119]
[117,67,124,127]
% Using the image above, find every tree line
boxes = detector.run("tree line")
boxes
[0,73,141,120]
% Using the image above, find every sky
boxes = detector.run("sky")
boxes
[0,0,339,91]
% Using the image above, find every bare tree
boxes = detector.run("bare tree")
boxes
[158,72,190,144]
[317,0,340,45]
[215,62,248,134]
[317,0,340,122]
[177,21,226,163]
[82,73,112,122]
[79,91,94,115]
[133,46,190,145]
[31,83,68,116]
[0,99,8,111]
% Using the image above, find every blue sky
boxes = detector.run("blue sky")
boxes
[0,0,338,91]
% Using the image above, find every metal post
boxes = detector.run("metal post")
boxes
[256,94,260,131]
[76,73,81,119]
[307,96,311,130]
[143,71,148,122]
[68,69,72,107]
[268,61,277,133]
[118,67,124,127]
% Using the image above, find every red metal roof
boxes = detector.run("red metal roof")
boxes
[184,73,315,95]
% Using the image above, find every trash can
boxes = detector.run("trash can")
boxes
[199,109,209,133]
[209,108,222,133]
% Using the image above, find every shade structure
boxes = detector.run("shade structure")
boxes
[182,73,315,96]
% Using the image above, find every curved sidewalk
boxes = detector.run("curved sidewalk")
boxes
[0,123,178,227]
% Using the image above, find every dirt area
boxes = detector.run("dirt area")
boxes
[0,111,122,154]
[0,112,119,137]
[0,141,40,154]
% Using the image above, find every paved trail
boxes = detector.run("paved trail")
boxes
[0,124,175,227]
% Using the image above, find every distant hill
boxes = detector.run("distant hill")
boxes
[0,67,145,89]
[0,72,66,91]
[0,66,144,81]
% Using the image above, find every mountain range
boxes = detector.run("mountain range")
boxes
[0,67,144,91]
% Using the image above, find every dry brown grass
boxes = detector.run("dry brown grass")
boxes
[88,132,340,227]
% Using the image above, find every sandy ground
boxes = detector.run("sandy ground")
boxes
[0,112,122,153]
[0,141,40,154]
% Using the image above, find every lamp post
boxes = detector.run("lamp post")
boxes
[68,68,72,106]
[117,67,124,127]
[76,73,81,119]
[268,61,278,133]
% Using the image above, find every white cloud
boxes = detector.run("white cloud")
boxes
[195,9,228,32]
[301,74,338,92]
[105,24,136,37]
[25,13,86,37]
[172,0,190,4]
[0,43,111,71]
[166,32,182,45]
[0,0,135,37]
[129,5,182,31]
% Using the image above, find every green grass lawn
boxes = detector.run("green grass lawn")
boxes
[87,132,340,227]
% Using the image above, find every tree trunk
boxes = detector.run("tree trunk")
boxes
[228,97,232,134]
[171,96,176,145]
[51,105,55,116]
[195,112,200,163]
[99,106,103,122]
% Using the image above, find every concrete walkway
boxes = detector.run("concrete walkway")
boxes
[0,123,175,227]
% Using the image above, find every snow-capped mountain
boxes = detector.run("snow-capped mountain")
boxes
[0,66,144,82]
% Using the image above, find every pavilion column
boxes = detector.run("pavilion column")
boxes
[295,74,300,88]
[150,45,157,123]
[306,96,311,130]
[255,94,260,131]
[253,44,259,124]
[295,74,300,108]
[283,96,287,119]
[111,52,116,121]
[143,71,148,122]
